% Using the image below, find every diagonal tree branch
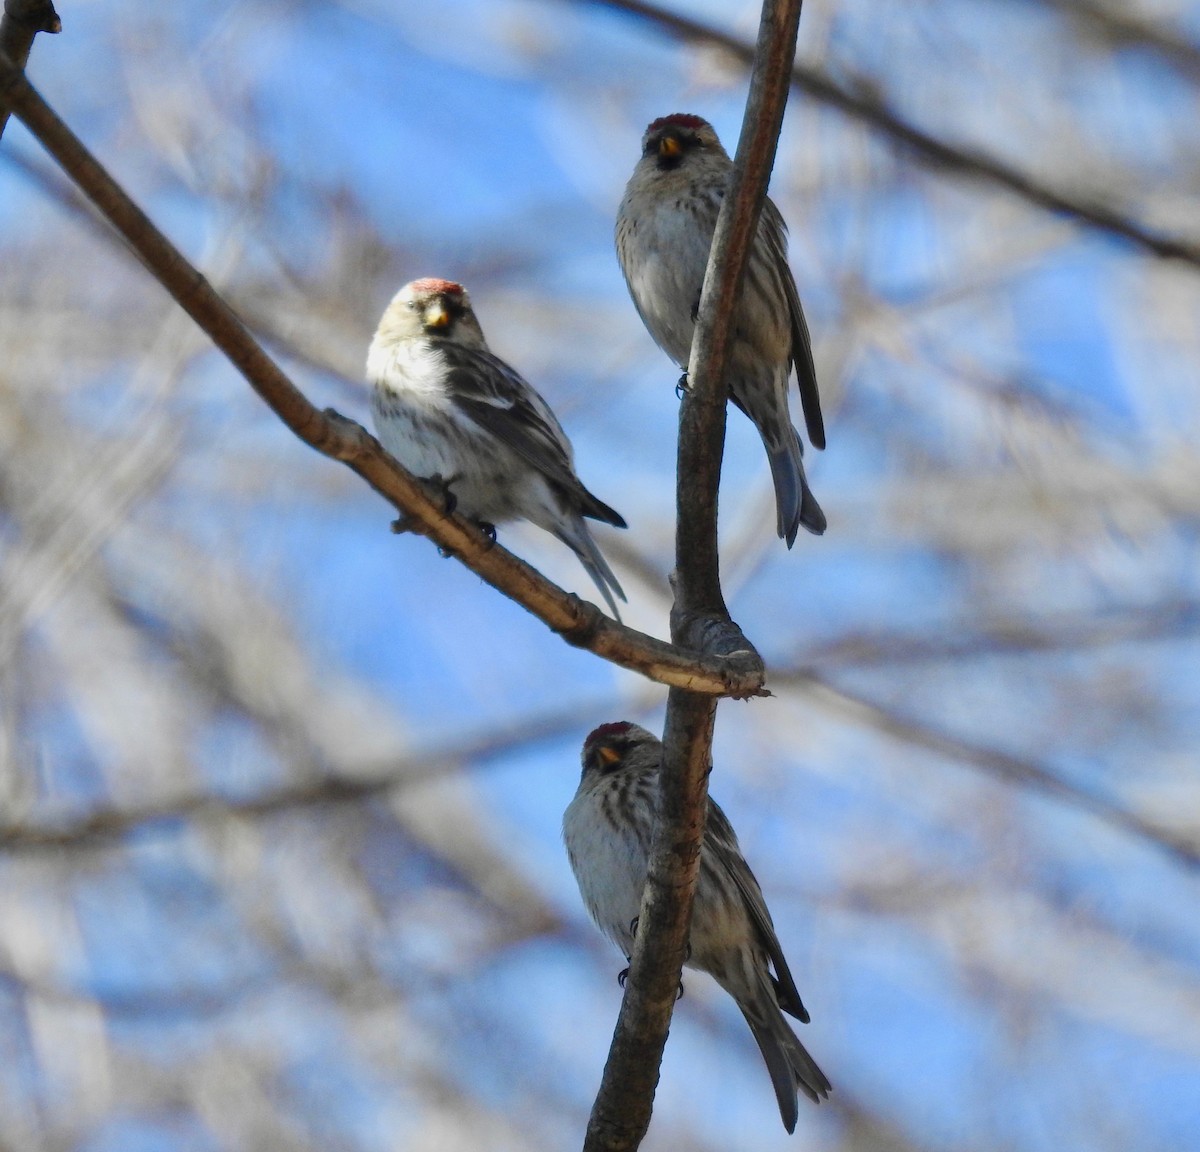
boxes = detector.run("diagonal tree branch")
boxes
[0,678,645,856]
[1041,0,1200,82]
[802,601,1200,669]
[779,667,1200,871]
[0,53,765,698]
[571,0,1200,270]
[581,3,801,1148]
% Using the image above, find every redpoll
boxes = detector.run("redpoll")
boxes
[367,278,627,619]
[563,721,830,1132]
[616,114,826,546]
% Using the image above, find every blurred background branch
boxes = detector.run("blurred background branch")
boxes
[0,1,1198,1149]
[570,0,1200,267]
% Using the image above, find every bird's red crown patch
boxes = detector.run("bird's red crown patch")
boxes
[587,721,633,744]
[409,277,464,296]
[647,113,710,133]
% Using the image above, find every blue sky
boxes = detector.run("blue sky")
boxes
[3,1,1200,1150]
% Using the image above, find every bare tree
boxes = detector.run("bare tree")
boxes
[1,1,1198,1150]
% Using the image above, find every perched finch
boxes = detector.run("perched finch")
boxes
[367,278,627,619]
[616,113,826,546]
[563,721,830,1133]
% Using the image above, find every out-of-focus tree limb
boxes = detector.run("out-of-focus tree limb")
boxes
[0,56,765,698]
[0,0,58,141]
[0,636,611,854]
[582,3,800,1149]
[0,768,443,852]
[778,668,1200,870]
[1041,0,1200,81]
[569,0,1200,270]
[803,601,1200,668]
[832,876,1200,1058]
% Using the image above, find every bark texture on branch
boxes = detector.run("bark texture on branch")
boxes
[580,688,715,1152]
[0,56,766,697]
[0,0,58,141]
[581,3,800,1148]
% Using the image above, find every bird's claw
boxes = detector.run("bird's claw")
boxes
[615,920,683,998]
[675,373,690,399]
[390,474,459,538]
[425,473,458,516]
[616,920,640,989]
[438,520,493,557]
[615,969,681,998]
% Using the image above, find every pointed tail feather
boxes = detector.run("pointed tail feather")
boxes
[557,516,626,622]
[780,1015,832,1106]
[767,430,826,547]
[740,999,831,1133]
[789,291,826,451]
[799,469,827,538]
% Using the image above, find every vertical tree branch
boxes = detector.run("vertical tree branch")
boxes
[0,0,58,141]
[673,0,803,623]
[580,688,715,1152]
[582,3,801,1149]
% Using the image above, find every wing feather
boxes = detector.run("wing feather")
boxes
[706,798,810,1022]
[441,344,625,528]
[760,198,825,451]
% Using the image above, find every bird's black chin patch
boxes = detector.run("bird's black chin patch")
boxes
[655,155,683,172]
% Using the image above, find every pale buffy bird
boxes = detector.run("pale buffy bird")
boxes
[367,278,627,619]
[616,114,826,546]
[563,722,831,1132]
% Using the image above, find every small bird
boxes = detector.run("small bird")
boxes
[563,721,830,1133]
[616,113,826,546]
[367,278,627,619]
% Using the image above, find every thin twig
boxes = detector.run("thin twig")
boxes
[0,55,765,698]
[581,3,800,1148]
[570,0,1200,270]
